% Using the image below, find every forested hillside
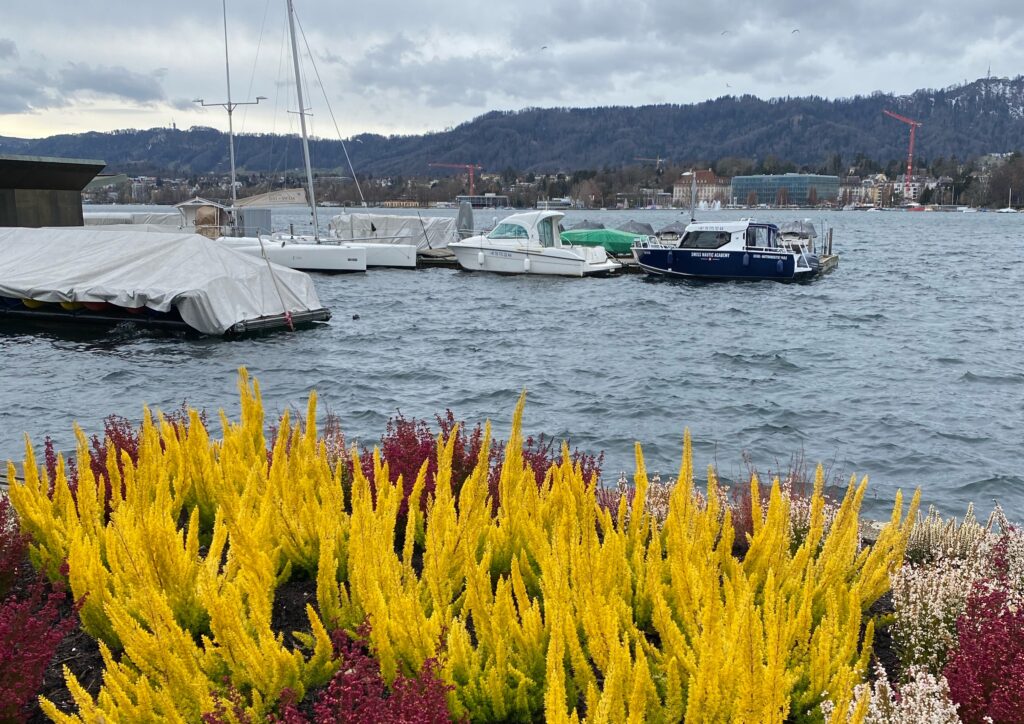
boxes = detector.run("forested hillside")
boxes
[2,76,1022,176]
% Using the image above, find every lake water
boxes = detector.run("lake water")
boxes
[2,205,1022,522]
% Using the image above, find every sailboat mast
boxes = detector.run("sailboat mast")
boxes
[286,0,320,240]
[220,0,238,211]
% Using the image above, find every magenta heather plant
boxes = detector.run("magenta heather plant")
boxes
[360,410,489,516]
[273,625,455,723]
[944,535,1024,724]
[0,573,78,722]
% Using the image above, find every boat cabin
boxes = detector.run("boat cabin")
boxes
[486,210,564,247]
[679,220,784,252]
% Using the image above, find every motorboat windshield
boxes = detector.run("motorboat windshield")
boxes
[488,222,530,239]
[680,229,734,249]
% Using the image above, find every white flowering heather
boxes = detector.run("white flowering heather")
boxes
[822,665,961,723]
[784,475,839,546]
[862,664,961,724]
[891,554,991,676]
[906,503,991,564]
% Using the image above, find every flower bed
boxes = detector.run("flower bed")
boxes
[7,368,1018,722]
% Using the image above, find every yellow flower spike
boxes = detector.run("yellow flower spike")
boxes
[749,472,763,536]
[10,371,918,722]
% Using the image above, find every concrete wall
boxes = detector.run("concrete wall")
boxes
[0,189,85,227]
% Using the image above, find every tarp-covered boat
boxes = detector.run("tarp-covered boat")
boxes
[0,227,330,335]
[559,227,650,256]
[328,213,458,251]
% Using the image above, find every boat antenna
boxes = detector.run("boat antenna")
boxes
[286,0,320,241]
[689,169,697,222]
[293,14,368,207]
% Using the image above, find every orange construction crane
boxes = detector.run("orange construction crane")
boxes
[882,109,923,201]
[428,162,484,196]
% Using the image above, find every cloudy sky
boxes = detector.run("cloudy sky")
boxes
[1,0,1022,140]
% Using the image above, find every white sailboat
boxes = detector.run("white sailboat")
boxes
[997,187,1018,213]
[212,0,367,272]
[265,0,417,268]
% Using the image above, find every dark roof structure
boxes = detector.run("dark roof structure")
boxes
[0,154,106,228]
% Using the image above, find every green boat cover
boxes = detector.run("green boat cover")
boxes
[560,228,647,255]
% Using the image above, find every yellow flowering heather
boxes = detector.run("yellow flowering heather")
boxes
[6,370,917,722]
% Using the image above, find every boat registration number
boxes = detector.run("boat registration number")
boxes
[488,251,513,258]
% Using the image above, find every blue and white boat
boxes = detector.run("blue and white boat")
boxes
[631,219,823,281]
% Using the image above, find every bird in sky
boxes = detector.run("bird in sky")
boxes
[540,45,548,49]
[791,28,800,33]
[720,30,730,35]
[726,83,732,88]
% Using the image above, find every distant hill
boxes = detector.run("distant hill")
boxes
[3,77,1023,177]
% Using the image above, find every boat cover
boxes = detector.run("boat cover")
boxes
[83,212,182,226]
[560,228,647,255]
[328,213,457,250]
[568,219,605,230]
[778,219,818,238]
[616,220,655,235]
[0,227,325,335]
[656,221,690,235]
[234,188,308,207]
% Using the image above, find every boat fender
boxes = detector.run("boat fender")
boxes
[477,251,485,266]
[776,259,784,274]
[743,253,750,267]
[667,250,674,265]
[524,256,531,273]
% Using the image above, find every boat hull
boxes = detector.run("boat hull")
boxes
[361,243,418,268]
[221,238,368,273]
[632,247,814,281]
[449,243,619,277]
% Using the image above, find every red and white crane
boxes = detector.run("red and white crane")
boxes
[882,109,923,202]
[428,162,485,197]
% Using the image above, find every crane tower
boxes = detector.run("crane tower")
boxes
[428,162,485,197]
[882,110,923,202]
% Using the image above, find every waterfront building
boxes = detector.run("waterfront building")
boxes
[673,169,730,207]
[455,193,510,209]
[730,173,839,207]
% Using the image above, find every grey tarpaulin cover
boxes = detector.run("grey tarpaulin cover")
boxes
[616,220,656,235]
[778,219,818,238]
[83,211,182,226]
[0,227,325,335]
[327,213,457,250]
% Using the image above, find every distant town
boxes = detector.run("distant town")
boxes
[82,150,1024,211]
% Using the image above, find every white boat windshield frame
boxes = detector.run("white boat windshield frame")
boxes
[679,229,733,249]
[488,222,530,240]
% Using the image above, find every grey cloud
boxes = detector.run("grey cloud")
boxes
[58,63,165,103]
[0,38,16,60]
[0,67,62,113]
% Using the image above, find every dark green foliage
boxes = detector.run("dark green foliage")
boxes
[3,77,1023,178]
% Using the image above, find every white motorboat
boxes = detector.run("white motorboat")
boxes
[448,211,621,277]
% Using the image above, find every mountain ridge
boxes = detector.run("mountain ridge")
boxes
[2,77,1022,177]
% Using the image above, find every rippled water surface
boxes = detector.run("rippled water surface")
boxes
[3,207,1022,521]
